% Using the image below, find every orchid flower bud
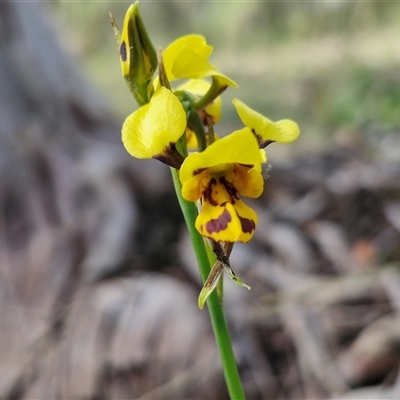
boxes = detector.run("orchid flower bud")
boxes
[119,2,158,104]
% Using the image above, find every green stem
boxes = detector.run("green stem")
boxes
[171,168,245,400]
[187,111,207,151]
[192,75,227,112]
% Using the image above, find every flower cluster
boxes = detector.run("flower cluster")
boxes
[111,2,299,301]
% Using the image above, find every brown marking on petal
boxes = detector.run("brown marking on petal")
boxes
[219,177,239,203]
[193,168,206,176]
[260,139,275,148]
[202,178,218,206]
[249,128,275,148]
[239,216,256,234]
[204,208,232,234]
[120,41,127,62]
[250,128,269,149]
[154,143,184,169]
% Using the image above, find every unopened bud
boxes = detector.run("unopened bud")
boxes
[119,2,158,104]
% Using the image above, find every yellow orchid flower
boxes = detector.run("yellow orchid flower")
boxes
[232,98,300,148]
[163,34,237,88]
[122,86,186,168]
[180,128,266,242]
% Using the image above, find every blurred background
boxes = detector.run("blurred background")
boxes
[1,1,400,399]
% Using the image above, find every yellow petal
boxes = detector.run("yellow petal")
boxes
[232,199,258,242]
[122,87,186,159]
[163,35,213,81]
[205,99,222,124]
[232,98,300,144]
[201,173,259,241]
[176,78,211,94]
[229,164,264,199]
[180,128,263,184]
[185,128,199,150]
[196,200,257,243]
[171,45,237,87]
[196,202,242,242]
[181,169,207,201]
